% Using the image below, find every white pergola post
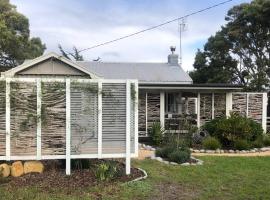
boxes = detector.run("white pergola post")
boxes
[246,93,249,117]
[197,93,200,128]
[126,80,131,175]
[160,91,165,128]
[98,81,102,159]
[65,79,71,175]
[5,78,11,161]
[226,92,232,117]
[211,93,215,119]
[134,81,139,157]
[36,79,42,160]
[262,93,267,133]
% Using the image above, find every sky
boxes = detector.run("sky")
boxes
[11,0,251,71]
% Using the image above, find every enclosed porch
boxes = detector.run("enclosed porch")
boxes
[138,84,267,137]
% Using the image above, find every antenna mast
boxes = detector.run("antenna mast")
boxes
[179,18,187,67]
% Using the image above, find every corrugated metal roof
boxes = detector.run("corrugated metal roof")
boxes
[76,61,193,83]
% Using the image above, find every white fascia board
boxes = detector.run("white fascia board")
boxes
[2,52,101,79]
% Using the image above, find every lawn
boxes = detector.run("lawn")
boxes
[1,156,270,200]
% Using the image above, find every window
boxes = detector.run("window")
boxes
[165,93,178,113]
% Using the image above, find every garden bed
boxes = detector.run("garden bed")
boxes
[0,159,145,192]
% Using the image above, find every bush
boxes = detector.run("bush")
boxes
[202,137,221,150]
[148,122,165,146]
[234,139,250,150]
[204,113,263,147]
[252,137,263,148]
[168,149,191,164]
[263,134,270,146]
[156,145,175,158]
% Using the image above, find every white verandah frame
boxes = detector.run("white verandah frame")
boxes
[0,77,139,175]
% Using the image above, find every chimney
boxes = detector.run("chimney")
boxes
[168,46,179,65]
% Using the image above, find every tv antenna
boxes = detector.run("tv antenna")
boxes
[178,18,187,67]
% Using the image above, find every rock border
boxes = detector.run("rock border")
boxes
[127,168,148,183]
[191,147,270,154]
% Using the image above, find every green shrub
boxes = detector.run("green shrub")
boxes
[94,161,120,181]
[202,137,221,150]
[148,122,165,146]
[252,137,263,148]
[203,113,263,147]
[168,149,191,164]
[234,139,250,150]
[263,134,270,146]
[156,145,175,158]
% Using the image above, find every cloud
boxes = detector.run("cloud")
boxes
[11,0,251,71]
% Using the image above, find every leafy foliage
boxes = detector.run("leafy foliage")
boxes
[190,0,270,91]
[94,161,121,182]
[203,113,263,147]
[263,134,270,146]
[167,148,191,164]
[202,137,221,150]
[0,0,45,69]
[148,122,165,146]
[234,139,250,150]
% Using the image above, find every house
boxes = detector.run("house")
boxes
[1,47,268,136]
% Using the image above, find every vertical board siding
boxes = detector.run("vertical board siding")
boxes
[70,82,98,154]
[200,93,212,125]
[102,83,126,154]
[147,93,160,128]
[41,82,66,155]
[214,93,226,118]
[138,91,146,136]
[130,83,135,153]
[0,81,5,156]
[10,82,37,156]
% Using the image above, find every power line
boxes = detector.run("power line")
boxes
[77,0,233,53]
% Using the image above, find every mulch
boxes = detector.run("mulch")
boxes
[0,159,144,194]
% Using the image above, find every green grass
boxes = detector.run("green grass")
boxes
[1,156,270,199]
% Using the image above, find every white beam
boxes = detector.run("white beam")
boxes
[36,79,42,160]
[160,91,165,128]
[262,93,267,133]
[211,93,215,119]
[246,93,249,117]
[98,81,102,159]
[5,78,10,161]
[134,81,139,157]
[226,92,232,117]
[126,80,131,175]
[197,93,200,128]
[65,79,71,175]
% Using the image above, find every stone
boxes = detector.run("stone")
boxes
[11,161,24,177]
[200,149,205,153]
[215,149,220,154]
[150,155,156,159]
[150,147,156,151]
[0,164,10,177]
[240,150,247,153]
[229,150,235,153]
[220,150,224,153]
[236,150,240,153]
[250,149,256,153]
[193,149,200,153]
[163,161,169,164]
[181,162,190,166]
[170,162,178,165]
[206,150,214,153]
[24,161,44,174]
[156,157,163,162]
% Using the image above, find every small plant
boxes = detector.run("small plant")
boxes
[148,122,165,146]
[234,139,250,150]
[202,137,221,150]
[263,134,270,146]
[168,148,191,164]
[252,137,263,148]
[94,161,120,182]
[156,145,175,158]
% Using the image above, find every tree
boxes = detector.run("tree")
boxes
[190,0,270,91]
[0,0,46,70]
[58,45,84,61]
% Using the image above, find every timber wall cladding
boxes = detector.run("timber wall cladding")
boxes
[147,93,160,129]
[138,91,146,135]
[0,81,5,156]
